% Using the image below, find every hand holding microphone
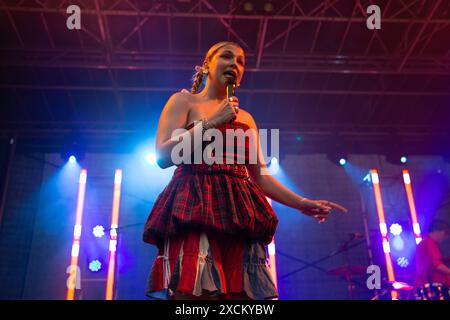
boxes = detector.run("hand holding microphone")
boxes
[205,78,239,127]
[207,97,239,128]
[227,79,238,122]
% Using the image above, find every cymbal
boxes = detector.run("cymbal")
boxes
[385,281,415,291]
[327,265,366,277]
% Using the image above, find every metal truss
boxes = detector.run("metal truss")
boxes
[0,0,449,146]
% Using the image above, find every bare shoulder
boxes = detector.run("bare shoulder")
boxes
[237,108,258,129]
[169,90,191,104]
[164,91,192,112]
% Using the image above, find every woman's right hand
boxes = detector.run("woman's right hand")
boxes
[207,97,239,127]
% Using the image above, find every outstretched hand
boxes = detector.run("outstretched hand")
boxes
[298,198,348,223]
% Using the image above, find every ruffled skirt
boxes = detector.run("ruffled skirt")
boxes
[146,230,278,300]
[143,164,278,246]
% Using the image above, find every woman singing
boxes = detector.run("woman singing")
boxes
[143,41,347,300]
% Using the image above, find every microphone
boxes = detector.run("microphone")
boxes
[226,78,237,123]
[226,79,236,100]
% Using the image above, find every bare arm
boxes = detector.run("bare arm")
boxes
[155,92,196,168]
[155,92,239,168]
[243,111,347,221]
[242,112,300,208]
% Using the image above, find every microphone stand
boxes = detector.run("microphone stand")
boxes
[330,234,360,300]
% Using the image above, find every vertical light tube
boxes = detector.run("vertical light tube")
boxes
[370,169,397,299]
[105,169,122,300]
[266,197,278,290]
[66,169,87,300]
[402,170,422,245]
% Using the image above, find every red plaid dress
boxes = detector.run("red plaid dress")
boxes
[143,121,278,299]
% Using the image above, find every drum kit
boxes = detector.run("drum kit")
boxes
[381,281,450,300]
[327,264,450,300]
[326,234,450,300]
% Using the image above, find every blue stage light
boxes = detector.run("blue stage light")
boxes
[146,153,157,165]
[268,157,279,174]
[92,225,105,238]
[89,260,102,272]
[389,223,403,236]
[392,235,405,251]
[400,156,407,164]
[397,257,409,268]
[68,155,77,164]
[339,158,347,166]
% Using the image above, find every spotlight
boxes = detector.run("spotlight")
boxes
[392,236,405,251]
[68,155,77,164]
[243,1,253,12]
[92,225,105,238]
[145,153,157,165]
[269,157,278,166]
[264,2,274,13]
[386,149,408,165]
[60,131,85,163]
[89,260,102,272]
[268,157,279,174]
[326,150,348,167]
[389,223,403,236]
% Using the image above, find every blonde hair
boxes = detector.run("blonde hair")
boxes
[191,41,244,94]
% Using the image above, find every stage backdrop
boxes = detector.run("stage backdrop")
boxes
[0,151,448,299]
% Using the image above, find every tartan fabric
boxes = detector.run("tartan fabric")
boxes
[142,121,278,245]
[187,121,253,165]
[146,230,278,300]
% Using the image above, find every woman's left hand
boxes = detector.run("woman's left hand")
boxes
[297,198,348,223]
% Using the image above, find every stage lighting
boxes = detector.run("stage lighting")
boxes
[397,257,409,268]
[242,1,275,14]
[326,150,348,166]
[243,1,253,12]
[385,149,408,165]
[269,157,278,166]
[89,260,102,272]
[268,157,279,174]
[392,236,404,251]
[145,152,157,165]
[264,1,274,13]
[60,131,86,163]
[92,225,105,238]
[389,223,403,236]
[68,155,77,164]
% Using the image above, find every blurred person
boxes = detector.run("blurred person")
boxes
[415,219,450,288]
